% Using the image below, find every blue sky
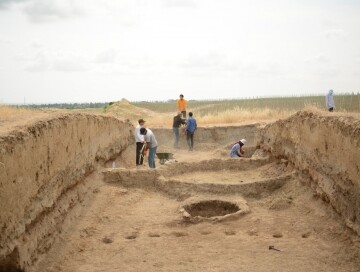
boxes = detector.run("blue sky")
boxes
[0,0,359,103]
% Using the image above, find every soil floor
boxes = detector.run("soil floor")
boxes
[34,147,360,272]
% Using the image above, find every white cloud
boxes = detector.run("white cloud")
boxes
[25,51,88,72]
[305,55,331,64]
[162,0,196,8]
[325,28,346,39]
[180,52,239,72]
[0,0,27,9]
[94,49,117,64]
[22,0,83,22]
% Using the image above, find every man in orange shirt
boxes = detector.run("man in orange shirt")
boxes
[177,94,188,118]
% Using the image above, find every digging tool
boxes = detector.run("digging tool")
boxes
[269,245,281,252]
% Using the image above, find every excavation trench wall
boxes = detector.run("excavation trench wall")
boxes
[0,114,133,270]
[152,125,257,150]
[257,111,360,235]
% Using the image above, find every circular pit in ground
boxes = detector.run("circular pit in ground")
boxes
[184,200,240,218]
[181,197,250,223]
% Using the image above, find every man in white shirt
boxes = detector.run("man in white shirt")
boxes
[135,119,146,165]
[140,127,158,168]
[326,89,335,112]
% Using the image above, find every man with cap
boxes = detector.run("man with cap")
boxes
[135,119,146,165]
[140,127,158,168]
[230,139,247,158]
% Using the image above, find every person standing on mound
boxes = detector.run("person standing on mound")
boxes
[177,94,188,119]
[230,139,247,158]
[326,89,335,112]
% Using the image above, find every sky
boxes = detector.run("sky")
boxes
[0,0,359,103]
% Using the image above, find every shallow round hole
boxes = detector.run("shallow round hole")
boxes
[184,200,240,218]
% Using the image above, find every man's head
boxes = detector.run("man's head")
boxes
[138,119,146,126]
[140,127,147,135]
[240,139,247,145]
[329,89,334,95]
[189,112,193,117]
[177,112,182,116]
[180,94,184,100]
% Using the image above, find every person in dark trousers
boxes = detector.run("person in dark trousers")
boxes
[186,112,197,151]
[135,119,146,165]
[140,127,158,168]
[173,112,185,148]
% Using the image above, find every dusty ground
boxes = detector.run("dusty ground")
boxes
[2,108,360,271]
[34,145,360,272]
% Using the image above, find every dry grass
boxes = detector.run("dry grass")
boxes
[144,107,296,128]
[198,107,295,126]
[304,104,360,119]
[0,105,32,122]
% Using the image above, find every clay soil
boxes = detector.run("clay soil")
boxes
[34,146,360,272]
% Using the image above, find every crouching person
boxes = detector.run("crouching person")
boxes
[140,128,158,168]
[230,139,247,158]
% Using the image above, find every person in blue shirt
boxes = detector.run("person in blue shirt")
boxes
[185,112,197,151]
[230,139,247,158]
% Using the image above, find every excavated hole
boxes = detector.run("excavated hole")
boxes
[184,200,240,218]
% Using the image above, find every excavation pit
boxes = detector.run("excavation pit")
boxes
[184,200,240,218]
[180,197,250,223]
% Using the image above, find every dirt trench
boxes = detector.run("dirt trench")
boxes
[257,110,360,235]
[2,112,360,271]
[0,114,133,271]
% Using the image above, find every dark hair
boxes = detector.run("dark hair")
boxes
[140,127,147,135]
[138,119,145,124]
[180,94,184,97]
[189,112,193,117]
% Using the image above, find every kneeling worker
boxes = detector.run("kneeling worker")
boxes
[140,127,158,168]
[230,139,247,158]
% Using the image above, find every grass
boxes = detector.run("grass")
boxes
[142,107,295,128]
[131,94,360,127]
[133,94,360,114]
[3,94,360,128]
[0,105,33,122]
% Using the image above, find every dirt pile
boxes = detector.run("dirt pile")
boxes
[0,113,133,271]
[257,110,360,235]
[104,99,154,121]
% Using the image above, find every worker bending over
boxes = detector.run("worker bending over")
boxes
[230,139,247,158]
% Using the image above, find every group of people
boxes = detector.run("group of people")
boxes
[173,95,198,150]
[173,94,198,151]
[135,94,198,169]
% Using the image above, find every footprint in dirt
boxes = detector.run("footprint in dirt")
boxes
[148,232,161,238]
[200,230,212,235]
[102,237,113,244]
[125,232,138,240]
[171,231,188,237]
[272,232,283,238]
[224,230,236,236]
